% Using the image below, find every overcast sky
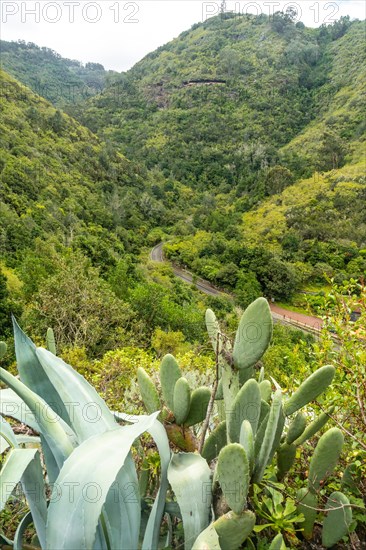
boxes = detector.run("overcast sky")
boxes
[1,1,365,71]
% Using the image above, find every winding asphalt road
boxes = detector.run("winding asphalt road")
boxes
[150,243,323,335]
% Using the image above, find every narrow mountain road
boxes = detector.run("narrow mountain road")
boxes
[150,243,323,335]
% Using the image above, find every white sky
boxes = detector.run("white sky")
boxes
[1,1,365,71]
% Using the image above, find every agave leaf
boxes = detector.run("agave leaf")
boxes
[0,415,18,454]
[0,448,38,511]
[114,411,171,550]
[20,449,48,548]
[168,452,212,550]
[13,511,33,550]
[15,435,41,446]
[12,317,70,424]
[0,388,39,432]
[36,348,116,441]
[46,412,159,550]
[0,368,74,469]
[142,421,171,550]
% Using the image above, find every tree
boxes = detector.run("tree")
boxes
[317,131,348,171]
[264,165,294,196]
[26,253,135,354]
[235,271,262,309]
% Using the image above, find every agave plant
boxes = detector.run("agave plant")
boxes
[0,318,171,549]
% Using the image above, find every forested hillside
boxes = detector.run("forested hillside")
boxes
[78,13,366,301]
[0,70,209,352]
[1,13,365,346]
[0,40,115,108]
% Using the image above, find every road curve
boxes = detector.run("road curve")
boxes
[150,242,323,334]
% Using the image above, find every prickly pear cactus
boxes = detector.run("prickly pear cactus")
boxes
[286,412,306,444]
[308,427,344,492]
[0,341,7,359]
[284,365,335,416]
[185,387,211,427]
[202,421,227,462]
[213,510,256,550]
[322,491,352,548]
[137,367,161,414]
[277,443,296,480]
[216,443,250,514]
[293,407,334,446]
[173,377,191,425]
[229,379,261,443]
[296,488,318,540]
[232,297,273,371]
[46,327,57,355]
[160,353,181,411]
[239,420,254,473]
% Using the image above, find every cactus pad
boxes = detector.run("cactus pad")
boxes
[233,297,273,370]
[322,491,352,548]
[308,427,344,492]
[159,354,181,411]
[294,407,334,446]
[217,443,250,514]
[239,420,254,472]
[228,379,261,443]
[137,367,161,414]
[213,510,256,550]
[286,412,306,444]
[173,377,191,425]
[202,421,227,462]
[284,365,335,416]
[185,387,211,427]
[259,379,272,402]
[277,443,296,480]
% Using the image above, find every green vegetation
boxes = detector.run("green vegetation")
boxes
[0,12,365,547]
[1,297,364,548]
[0,40,115,109]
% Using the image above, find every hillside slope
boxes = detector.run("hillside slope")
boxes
[81,14,364,195]
[0,40,116,108]
[0,69,164,264]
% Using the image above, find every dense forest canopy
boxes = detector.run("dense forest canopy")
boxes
[0,13,365,346]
